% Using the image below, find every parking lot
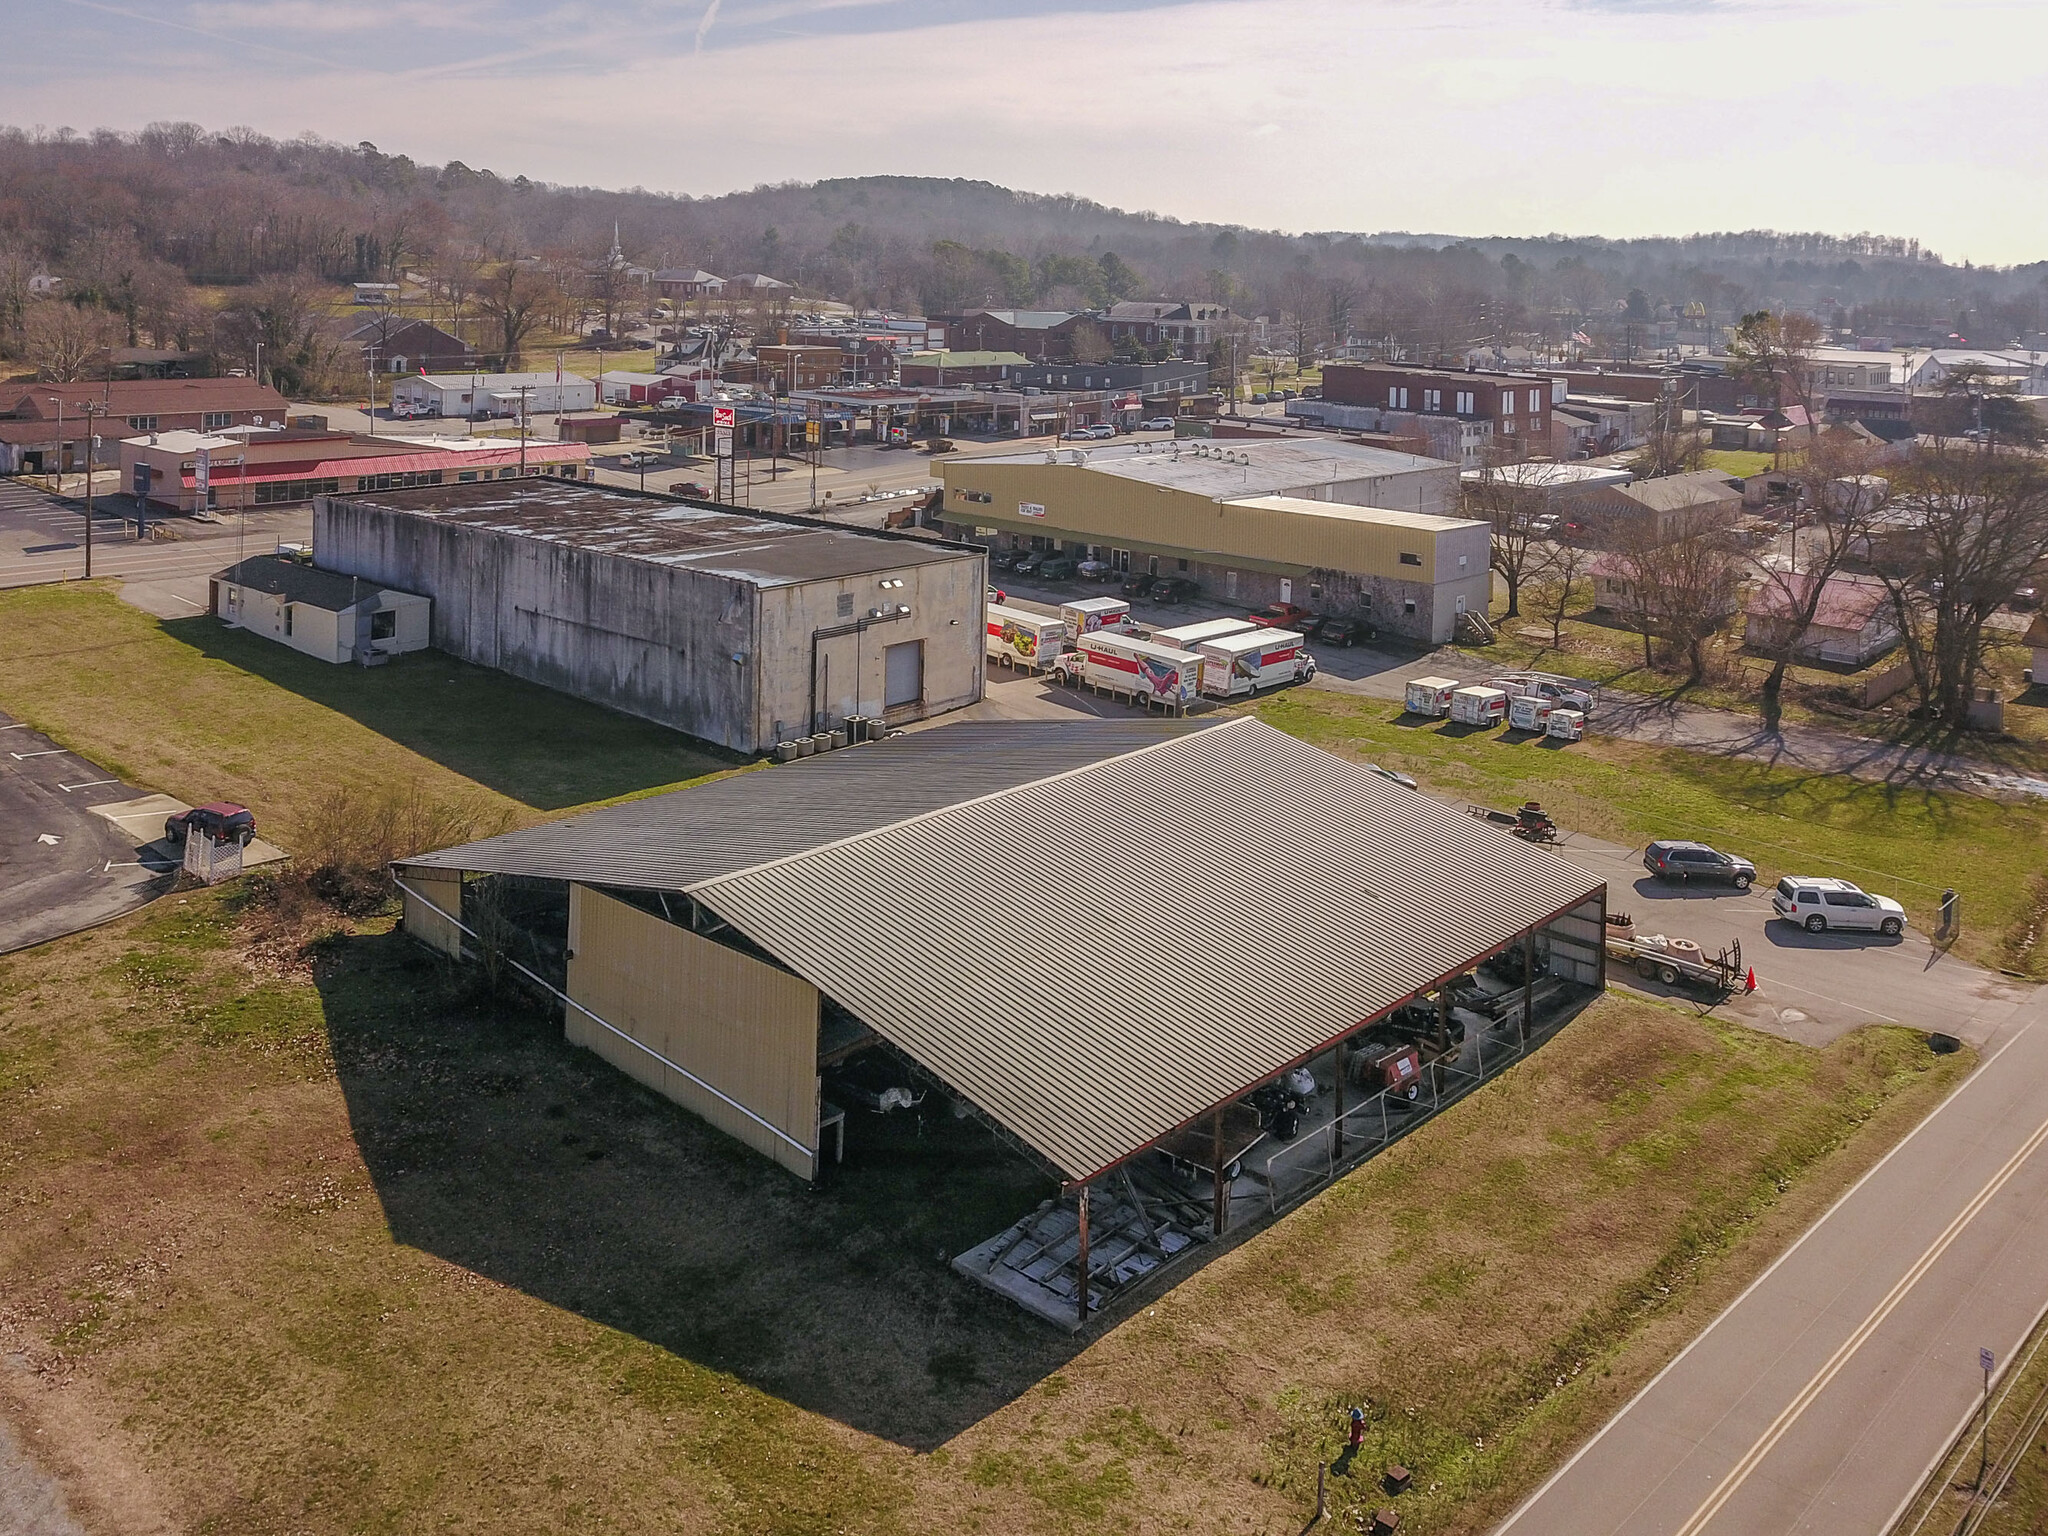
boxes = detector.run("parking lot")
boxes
[1552,835,2030,1046]
[0,710,176,954]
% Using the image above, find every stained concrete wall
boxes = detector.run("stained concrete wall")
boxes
[318,494,760,750]
[757,555,988,742]
[316,496,984,753]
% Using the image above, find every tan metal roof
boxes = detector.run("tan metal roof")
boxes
[690,718,1602,1180]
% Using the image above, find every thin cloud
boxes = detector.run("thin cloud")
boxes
[695,0,723,52]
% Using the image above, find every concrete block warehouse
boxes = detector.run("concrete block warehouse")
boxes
[314,481,986,752]
[395,718,1608,1326]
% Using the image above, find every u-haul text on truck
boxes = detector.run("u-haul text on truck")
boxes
[1197,627,1316,698]
[984,603,1067,671]
[1053,631,1200,708]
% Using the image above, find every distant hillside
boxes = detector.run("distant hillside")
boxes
[3,122,2044,369]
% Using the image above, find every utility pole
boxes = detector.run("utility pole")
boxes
[518,385,531,475]
[79,401,107,578]
[365,345,379,435]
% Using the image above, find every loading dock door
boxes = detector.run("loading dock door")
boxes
[884,639,925,709]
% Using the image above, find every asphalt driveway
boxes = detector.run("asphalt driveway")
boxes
[0,710,176,954]
[1553,834,2032,1046]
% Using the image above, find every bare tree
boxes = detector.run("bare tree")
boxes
[588,238,637,339]
[1727,309,1824,448]
[1747,438,1890,728]
[220,271,349,396]
[23,301,121,381]
[476,257,552,370]
[1277,267,1323,370]
[1610,507,1741,682]
[1324,276,1359,352]
[1629,398,1706,477]
[1462,451,1549,619]
[1530,538,1592,650]
[1878,442,2048,728]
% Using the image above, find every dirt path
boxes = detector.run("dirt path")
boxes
[0,1419,85,1536]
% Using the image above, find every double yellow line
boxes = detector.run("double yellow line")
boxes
[1673,1109,2048,1535]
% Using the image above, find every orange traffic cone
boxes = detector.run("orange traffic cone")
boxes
[1745,967,1758,993]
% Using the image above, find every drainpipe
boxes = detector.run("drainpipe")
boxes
[807,607,911,735]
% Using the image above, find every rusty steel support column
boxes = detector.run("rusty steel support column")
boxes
[1211,1109,1228,1236]
[1074,1182,1091,1327]
[1522,928,1537,1044]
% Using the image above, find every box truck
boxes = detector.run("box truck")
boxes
[1060,597,1133,643]
[1404,676,1461,717]
[1197,627,1316,698]
[984,603,1067,671]
[1507,695,1554,733]
[1053,631,1201,707]
[1449,685,1508,726]
[1150,616,1256,652]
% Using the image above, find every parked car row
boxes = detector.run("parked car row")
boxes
[1641,842,1907,934]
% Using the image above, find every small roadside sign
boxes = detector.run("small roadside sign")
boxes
[1981,1347,1996,1374]
[714,427,733,458]
[713,405,735,428]
[806,419,821,446]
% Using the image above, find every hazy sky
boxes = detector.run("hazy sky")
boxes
[9,0,2048,264]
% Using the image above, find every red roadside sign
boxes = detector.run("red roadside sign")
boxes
[713,406,735,428]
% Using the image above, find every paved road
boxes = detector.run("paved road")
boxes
[0,710,174,954]
[1498,986,2048,1536]
[0,482,310,592]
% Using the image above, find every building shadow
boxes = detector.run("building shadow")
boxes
[161,617,745,811]
[316,927,1080,1451]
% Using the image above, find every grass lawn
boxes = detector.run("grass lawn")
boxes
[0,585,740,842]
[1483,586,2048,770]
[1256,689,2048,978]
[1701,448,1775,476]
[0,885,1971,1536]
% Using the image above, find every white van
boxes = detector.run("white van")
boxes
[1771,877,1906,936]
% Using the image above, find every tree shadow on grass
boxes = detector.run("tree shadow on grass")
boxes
[163,618,744,811]
[317,927,1080,1450]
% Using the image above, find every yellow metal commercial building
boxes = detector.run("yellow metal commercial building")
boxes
[940,439,1487,641]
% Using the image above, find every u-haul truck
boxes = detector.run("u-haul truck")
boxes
[1197,627,1316,698]
[1059,596,1133,643]
[984,603,1067,671]
[1053,631,1200,708]
[1150,616,1256,652]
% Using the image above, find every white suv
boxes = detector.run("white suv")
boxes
[1772,877,1907,937]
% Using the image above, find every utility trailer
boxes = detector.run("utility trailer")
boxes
[1604,913,1743,993]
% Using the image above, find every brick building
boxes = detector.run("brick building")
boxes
[1322,363,1553,452]
[932,310,1103,363]
[0,378,290,474]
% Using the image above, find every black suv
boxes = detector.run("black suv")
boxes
[1644,840,1755,889]
[1148,576,1200,604]
[1120,570,1155,599]
[165,802,257,847]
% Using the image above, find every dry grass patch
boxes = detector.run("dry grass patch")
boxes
[0,887,1969,1536]
[0,584,739,845]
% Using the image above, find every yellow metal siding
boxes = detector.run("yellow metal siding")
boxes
[566,885,819,1179]
[402,869,464,958]
[943,462,1460,580]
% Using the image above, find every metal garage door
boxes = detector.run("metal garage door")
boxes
[883,639,924,709]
